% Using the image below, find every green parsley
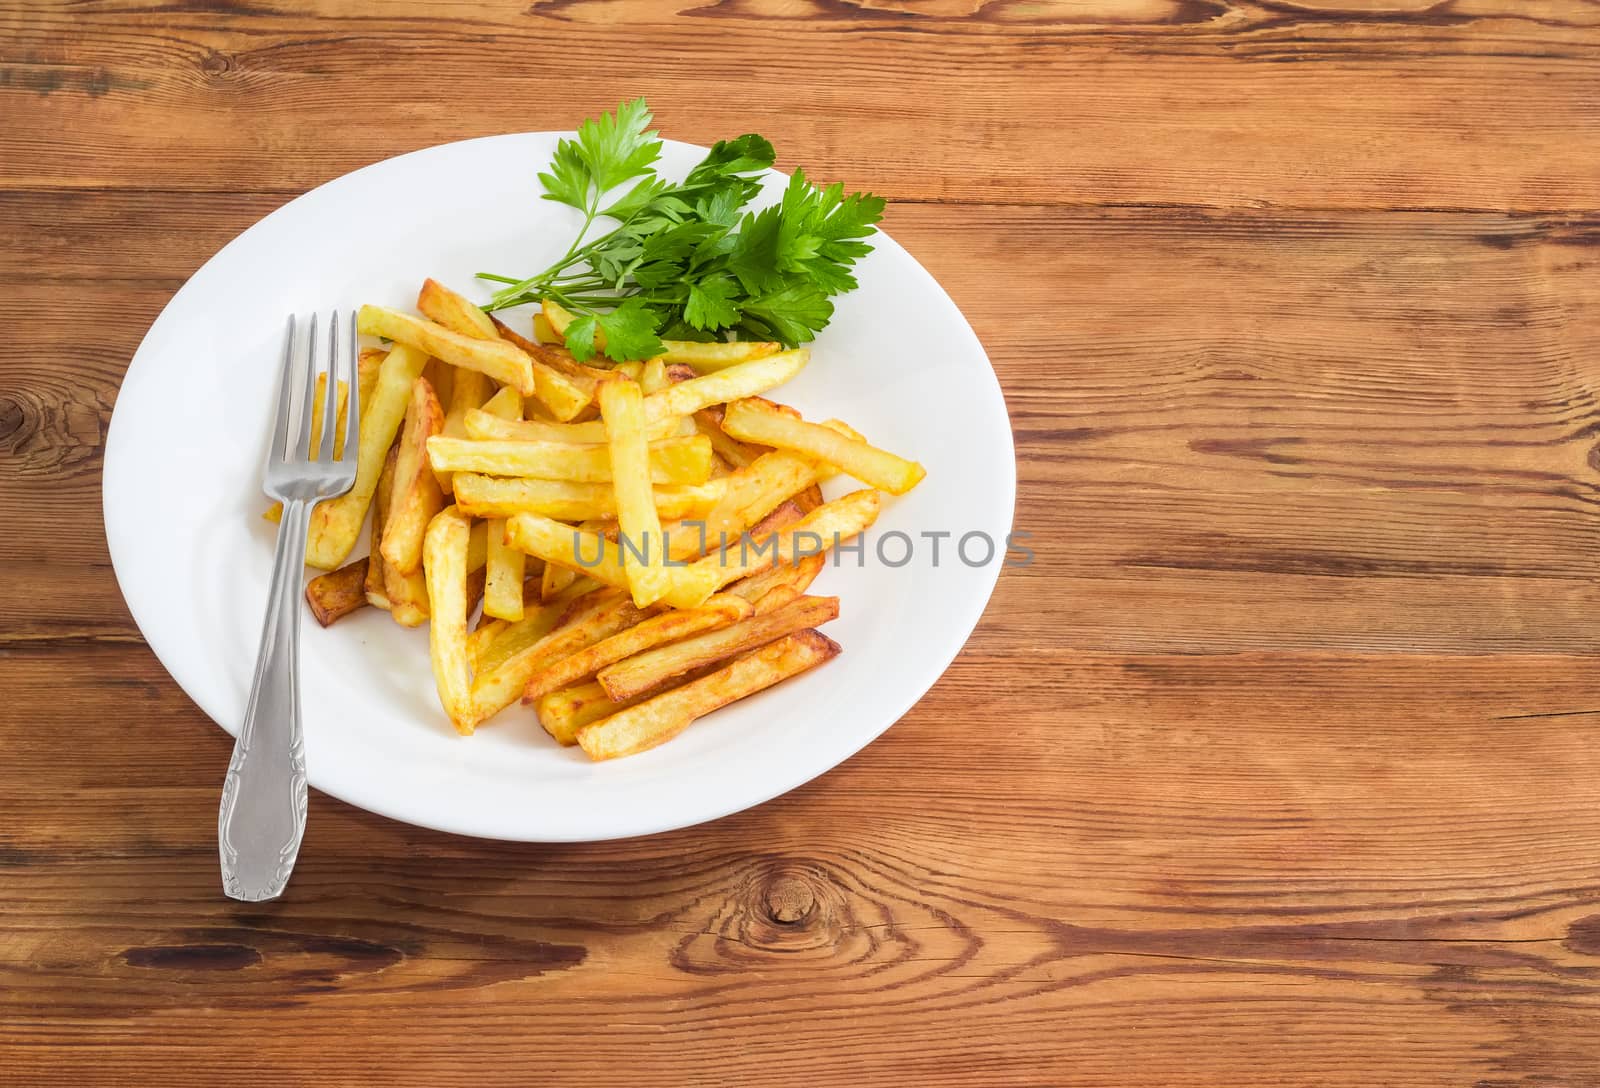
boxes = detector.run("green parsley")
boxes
[478,98,885,363]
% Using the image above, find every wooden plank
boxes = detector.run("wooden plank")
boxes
[7,192,1598,649]
[2,5,1598,209]
[3,644,1600,1087]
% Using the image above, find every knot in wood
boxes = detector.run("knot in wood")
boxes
[762,873,816,925]
[0,395,25,446]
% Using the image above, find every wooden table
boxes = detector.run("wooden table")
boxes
[5,3,1600,1084]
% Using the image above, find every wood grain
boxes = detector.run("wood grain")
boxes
[4,0,1600,1084]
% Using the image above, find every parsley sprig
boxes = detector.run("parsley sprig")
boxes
[479,98,885,363]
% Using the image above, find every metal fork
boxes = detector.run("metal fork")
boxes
[219,313,359,902]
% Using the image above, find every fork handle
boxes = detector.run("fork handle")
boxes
[219,497,314,901]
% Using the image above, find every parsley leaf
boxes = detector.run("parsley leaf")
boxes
[480,99,885,359]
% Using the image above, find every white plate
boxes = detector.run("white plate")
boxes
[103,134,1014,841]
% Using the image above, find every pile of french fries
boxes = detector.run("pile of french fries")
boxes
[290,280,925,760]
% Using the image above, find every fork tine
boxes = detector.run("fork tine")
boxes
[266,314,297,466]
[317,310,340,463]
[297,313,320,461]
[341,310,360,465]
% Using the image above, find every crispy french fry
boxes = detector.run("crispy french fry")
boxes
[614,361,644,381]
[435,368,493,491]
[417,278,497,339]
[469,590,654,726]
[303,343,428,569]
[597,594,839,701]
[640,350,808,423]
[423,505,474,734]
[541,298,580,341]
[468,617,508,668]
[305,558,370,627]
[426,434,713,485]
[358,304,536,395]
[674,489,882,608]
[659,339,781,371]
[792,482,825,513]
[639,357,670,394]
[479,384,526,621]
[532,313,560,344]
[703,449,825,542]
[522,593,753,703]
[454,474,725,522]
[463,407,680,445]
[580,630,841,760]
[482,315,594,420]
[422,357,455,412]
[480,386,522,418]
[475,599,567,676]
[722,398,925,495]
[385,556,430,626]
[599,377,672,607]
[504,513,632,593]
[694,412,765,470]
[727,551,826,613]
[364,445,397,609]
[536,681,654,746]
[379,377,446,575]
[540,560,577,603]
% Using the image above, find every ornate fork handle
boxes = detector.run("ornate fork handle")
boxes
[219,497,314,902]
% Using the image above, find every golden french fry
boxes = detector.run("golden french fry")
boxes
[480,386,522,418]
[521,593,752,703]
[694,412,765,470]
[727,551,826,613]
[504,514,632,593]
[639,357,670,394]
[639,350,808,423]
[599,377,672,607]
[385,556,430,626]
[532,313,560,344]
[614,361,644,381]
[379,377,446,575]
[469,590,654,726]
[417,278,498,339]
[468,617,508,668]
[722,398,925,495]
[436,367,493,484]
[423,505,474,734]
[426,434,713,485]
[536,681,654,746]
[580,630,841,760]
[482,315,594,420]
[453,474,724,522]
[475,599,567,676]
[463,407,680,445]
[364,443,399,609]
[597,593,839,701]
[305,558,370,627]
[541,561,577,603]
[541,298,580,341]
[358,304,536,395]
[671,489,882,609]
[659,339,781,371]
[702,449,825,542]
[303,344,428,569]
[478,384,525,621]
[422,356,455,412]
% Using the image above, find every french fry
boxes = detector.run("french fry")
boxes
[703,449,825,542]
[435,368,494,494]
[504,513,632,593]
[727,551,826,613]
[640,350,808,423]
[484,315,595,420]
[469,590,654,726]
[660,339,780,371]
[463,407,680,445]
[426,434,713,486]
[475,598,567,676]
[264,371,356,524]
[722,398,926,495]
[453,474,725,522]
[379,377,446,575]
[614,361,644,381]
[599,377,672,607]
[596,594,839,701]
[541,298,581,341]
[694,412,765,470]
[532,313,560,344]
[385,555,430,626]
[365,444,398,609]
[521,593,753,703]
[422,357,455,413]
[580,630,841,760]
[792,482,825,513]
[639,357,670,394]
[478,386,526,621]
[303,343,428,569]
[305,558,370,627]
[480,386,522,418]
[541,560,577,603]
[423,505,474,734]
[536,681,654,746]
[417,278,497,340]
[358,304,536,395]
[675,489,883,607]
